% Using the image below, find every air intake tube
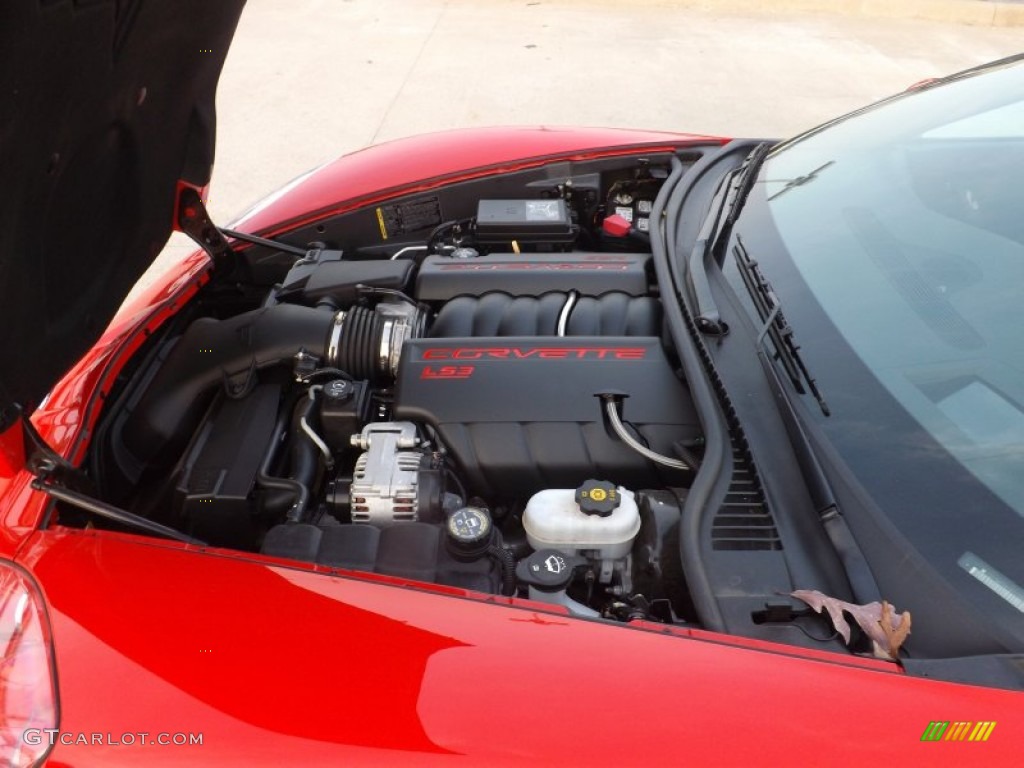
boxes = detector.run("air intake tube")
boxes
[122,302,423,467]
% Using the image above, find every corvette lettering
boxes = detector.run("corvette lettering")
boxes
[421,347,647,361]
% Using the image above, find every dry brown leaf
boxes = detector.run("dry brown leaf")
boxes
[790,589,911,660]
[878,600,912,659]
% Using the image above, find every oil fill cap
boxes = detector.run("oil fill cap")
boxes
[575,479,620,517]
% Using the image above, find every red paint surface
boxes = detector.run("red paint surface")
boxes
[0,422,24,482]
[231,126,724,235]
[14,528,1023,766]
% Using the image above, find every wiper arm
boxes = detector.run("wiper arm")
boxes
[729,243,887,603]
[733,237,830,416]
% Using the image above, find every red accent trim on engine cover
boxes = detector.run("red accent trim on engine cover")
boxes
[420,347,647,361]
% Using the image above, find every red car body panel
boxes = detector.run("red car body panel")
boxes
[230,126,725,235]
[3,126,1022,763]
[19,528,1022,766]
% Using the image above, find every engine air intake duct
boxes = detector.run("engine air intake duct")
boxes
[393,336,700,496]
[122,304,333,467]
[121,302,421,471]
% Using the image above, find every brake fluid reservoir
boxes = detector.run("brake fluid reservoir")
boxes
[523,480,640,560]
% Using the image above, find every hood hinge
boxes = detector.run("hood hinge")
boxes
[176,185,238,277]
[19,411,89,492]
[0,406,91,492]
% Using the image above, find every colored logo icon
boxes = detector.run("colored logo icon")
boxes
[921,721,996,742]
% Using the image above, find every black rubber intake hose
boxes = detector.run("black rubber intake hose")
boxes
[123,304,334,465]
[332,305,382,380]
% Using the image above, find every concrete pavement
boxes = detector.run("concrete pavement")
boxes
[142,0,1022,296]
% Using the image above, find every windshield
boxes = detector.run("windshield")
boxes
[731,58,1024,640]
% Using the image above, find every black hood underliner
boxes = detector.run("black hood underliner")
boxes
[0,0,246,431]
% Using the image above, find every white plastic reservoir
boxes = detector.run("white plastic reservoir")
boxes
[523,485,640,560]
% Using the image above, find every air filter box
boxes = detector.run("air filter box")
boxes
[173,384,281,548]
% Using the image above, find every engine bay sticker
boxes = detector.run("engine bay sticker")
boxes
[524,200,564,221]
[376,195,443,240]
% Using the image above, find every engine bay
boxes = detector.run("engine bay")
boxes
[80,151,739,626]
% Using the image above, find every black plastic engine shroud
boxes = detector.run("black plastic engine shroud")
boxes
[394,336,700,495]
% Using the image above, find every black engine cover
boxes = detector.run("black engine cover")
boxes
[394,337,699,495]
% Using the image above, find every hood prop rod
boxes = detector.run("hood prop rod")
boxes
[31,464,205,546]
[21,415,204,546]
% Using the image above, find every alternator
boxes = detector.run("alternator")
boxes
[349,422,425,525]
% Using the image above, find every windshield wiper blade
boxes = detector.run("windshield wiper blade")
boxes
[716,142,774,244]
[733,236,830,416]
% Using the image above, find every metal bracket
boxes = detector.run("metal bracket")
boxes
[20,410,85,491]
[176,186,237,276]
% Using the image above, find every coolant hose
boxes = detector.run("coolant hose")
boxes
[489,544,517,596]
[262,391,324,521]
[123,304,335,465]
[256,396,310,522]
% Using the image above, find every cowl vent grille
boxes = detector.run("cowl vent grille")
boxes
[712,448,782,551]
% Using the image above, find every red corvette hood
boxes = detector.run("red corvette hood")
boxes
[19,529,1023,765]
[0,0,245,437]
